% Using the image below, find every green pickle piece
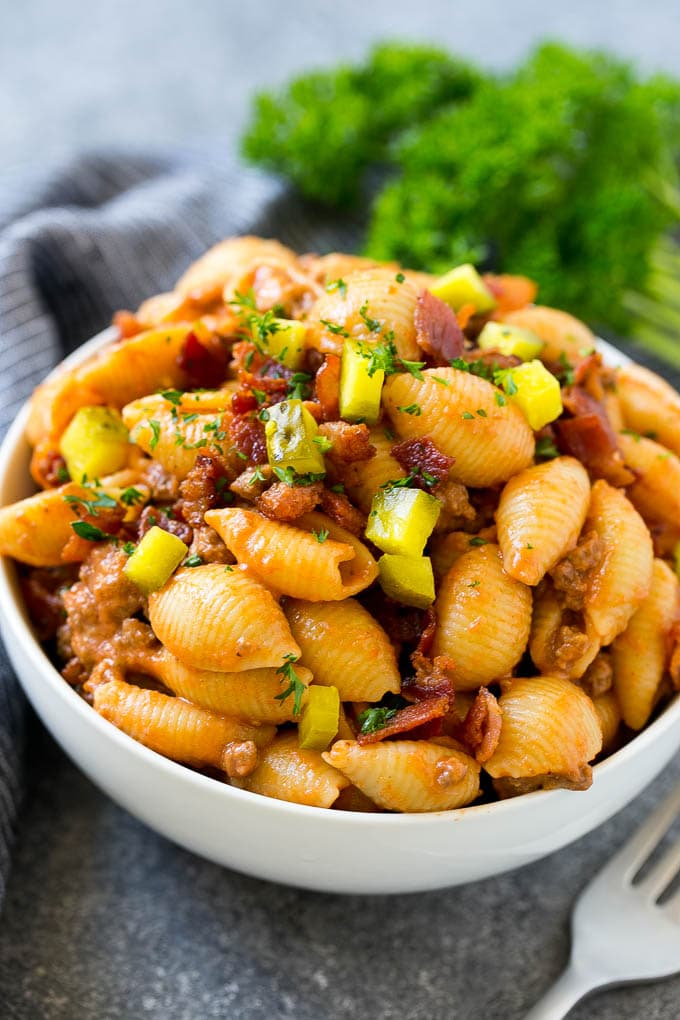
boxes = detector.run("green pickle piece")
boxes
[477,321,544,361]
[339,340,384,424]
[265,399,326,475]
[298,685,340,751]
[265,318,307,369]
[428,264,496,313]
[502,360,563,431]
[366,487,441,557]
[60,406,130,483]
[123,526,189,596]
[378,554,436,609]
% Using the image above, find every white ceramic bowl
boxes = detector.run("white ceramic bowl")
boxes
[1,331,679,894]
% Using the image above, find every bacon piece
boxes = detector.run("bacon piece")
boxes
[405,652,456,705]
[318,421,375,464]
[177,454,232,528]
[456,303,476,330]
[137,505,193,545]
[464,349,521,371]
[141,460,179,502]
[556,386,634,486]
[392,437,454,486]
[113,309,144,339]
[30,444,68,488]
[415,607,437,657]
[178,331,229,389]
[458,687,502,763]
[230,340,266,376]
[256,481,323,522]
[360,593,425,645]
[319,489,366,536]
[414,290,464,364]
[484,273,537,316]
[228,415,268,464]
[356,694,451,744]
[314,354,341,420]
[61,504,127,562]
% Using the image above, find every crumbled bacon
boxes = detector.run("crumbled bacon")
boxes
[318,421,375,464]
[230,465,273,501]
[113,309,144,339]
[392,437,454,486]
[137,506,193,545]
[436,480,476,521]
[314,354,341,420]
[556,386,634,486]
[414,290,464,364]
[319,489,366,536]
[404,652,456,706]
[415,607,437,657]
[178,331,229,389]
[176,454,232,529]
[257,481,323,521]
[30,445,68,488]
[457,688,502,763]
[356,694,451,745]
[228,414,268,464]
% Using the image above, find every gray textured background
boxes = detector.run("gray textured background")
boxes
[2,2,680,1018]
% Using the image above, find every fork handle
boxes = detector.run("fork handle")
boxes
[523,963,596,1020]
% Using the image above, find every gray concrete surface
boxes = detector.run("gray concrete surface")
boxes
[2,3,680,1018]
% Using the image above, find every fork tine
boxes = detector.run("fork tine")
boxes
[599,783,680,884]
[637,837,680,901]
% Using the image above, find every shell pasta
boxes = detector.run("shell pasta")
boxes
[4,235,680,814]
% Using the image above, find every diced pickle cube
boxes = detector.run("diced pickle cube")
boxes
[428,264,496,314]
[378,554,436,609]
[265,399,326,475]
[123,526,189,595]
[477,321,544,361]
[366,488,441,557]
[60,406,130,483]
[339,340,384,424]
[501,360,563,431]
[298,685,340,750]
[265,318,307,370]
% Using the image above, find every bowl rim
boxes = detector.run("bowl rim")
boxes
[1,327,678,828]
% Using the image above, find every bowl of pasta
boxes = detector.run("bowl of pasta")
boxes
[1,237,679,894]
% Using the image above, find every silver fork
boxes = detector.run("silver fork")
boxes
[525,783,680,1019]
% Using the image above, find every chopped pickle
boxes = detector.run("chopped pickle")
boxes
[339,340,384,424]
[378,554,436,609]
[366,488,441,557]
[298,684,340,750]
[477,321,544,361]
[428,264,496,314]
[264,318,307,369]
[60,406,130,483]
[674,541,680,579]
[265,399,326,475]
[501,360,563,431]
[123,526,189,595]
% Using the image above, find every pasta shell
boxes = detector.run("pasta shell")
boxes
[148,564,299,671]
[284,598,400,701]
[383,367,534,487]
[307,268,422,361]
[611,558,680,730]
[592,691,622,752]
[93,676,272,773]
[485,676,603,787]
[616,363,680,456]
[500,305,595,364]
[584,480,654,646]
[122,395,232,480]
[618,432,680,528]
[432,544,532,689]
[139,648,311,725]
[323,739,480,812]
[0,483,92,566]
[233,732,350,808]
[205,508,378,600]
[340,425,406,513]
[496,457,591,585]
[176,236,299,303]
[529,582,599,680]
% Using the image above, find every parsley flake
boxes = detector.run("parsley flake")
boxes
[312,527,330,543]
[358,706,398,734]
[275,654,306,716]
[148,419,161,451]
[397,403,422,416]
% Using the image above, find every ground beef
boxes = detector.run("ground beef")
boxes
[494,765,593,798]
[319,489,366,536]
[20,567,77,640]
[552,624,593,673]
[318,421,375,464]
[550,530,605,611]
[228,414,268,464]
[137,506,193,546]
[435,480,476,521]
[578,652,614,698]
[141,459,179,502]
[230,465,273,501]
[177,454,232,529]
[187,525,234,564]
[256,481,323,522]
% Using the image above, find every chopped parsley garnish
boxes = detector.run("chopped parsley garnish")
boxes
[325,278,348,298]
[119,486,145,507]
[64,490,118,516]
[148,419,161,451]
[358,706,398,734]
[181,412,199,424]
[556,352,575,387]
[230,289,282,351]
[249,467,268,485]
[397,403,422,416]
[286,371,313,400]
[56,465,70,483]
[320,318,350,337]
[330,482,345,493]
[493,368,518,395]
[469,537,488,546]
[312,527,330,543]
[494,391,506,407]
[476,408,487,417]
[223,565,234,572]
[275,654,306,716]
[395,272,405,284]
[468,579,481,588]
[526,543,534,550]
[251,387,268,405]
[535,435,560,459]
[621,428,641,441]
[359,301,382,333]
[272,467,326,486]
[70,521,113,542]
[313,435,333,453]
[461,411,474,420]
[450,357,495,383]
[184,555,203,567]
[159,389,184,406]
[432,376,450,387]
[122,541,136,556]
